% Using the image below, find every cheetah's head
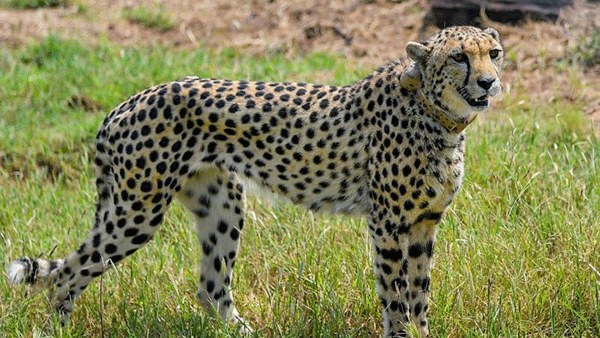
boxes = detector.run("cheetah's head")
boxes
[406,26,503,119]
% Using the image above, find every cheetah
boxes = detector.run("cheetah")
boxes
[7,26,503,337]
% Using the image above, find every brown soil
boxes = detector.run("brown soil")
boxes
[1,0,600,134]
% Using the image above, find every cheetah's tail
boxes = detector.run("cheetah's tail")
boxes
[7,257,64,287]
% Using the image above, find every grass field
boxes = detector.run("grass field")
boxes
[1,36,599,337]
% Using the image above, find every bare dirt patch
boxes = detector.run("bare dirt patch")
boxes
[1,0,600,134]
[0,0,427,60]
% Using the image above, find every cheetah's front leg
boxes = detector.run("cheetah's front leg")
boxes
[368,212,411,337]
[407,218,440,337]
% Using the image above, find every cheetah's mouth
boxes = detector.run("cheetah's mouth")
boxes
[458,88,489,108]
[467,95,489,108]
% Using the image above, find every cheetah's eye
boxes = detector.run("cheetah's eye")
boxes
[489,49,501,59]
[451,53,467,63]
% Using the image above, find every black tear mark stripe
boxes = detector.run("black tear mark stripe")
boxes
[463,54,471,88]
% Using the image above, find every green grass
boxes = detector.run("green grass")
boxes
[122,3,176,32]
[573,27,600,68]
[0,0,69,9]
[1,36,599,337]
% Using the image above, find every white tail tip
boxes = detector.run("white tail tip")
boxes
[7,260,27,285]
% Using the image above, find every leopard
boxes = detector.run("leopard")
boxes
[7,26,503,337]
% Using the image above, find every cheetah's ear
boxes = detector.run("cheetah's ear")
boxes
[406,41,431,66]
[484,28,500,42]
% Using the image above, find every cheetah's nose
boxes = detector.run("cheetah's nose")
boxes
[477,77,496,91]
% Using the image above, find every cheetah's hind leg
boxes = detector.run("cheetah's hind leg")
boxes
[6,146,174,326]
[176,168,253,334]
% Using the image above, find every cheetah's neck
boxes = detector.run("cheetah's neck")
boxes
[416,90,477,134]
